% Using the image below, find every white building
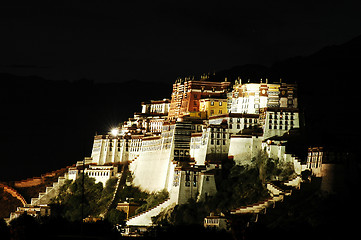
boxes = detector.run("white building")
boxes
[228,134,263,165]
[260,108,300,139]
[170,166,217,205]
[190,123,230,166]
[230,82,297,114]
[10,205,51,221]
[209,113,260,134]
[306,147,323,177]
[141,99,171,115]
[204,213,229,231]
[85,165,118,185]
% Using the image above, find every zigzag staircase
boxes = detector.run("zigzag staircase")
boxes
[30,175,67,205]
[126,198,173,226]
[101,164,128,217]
[231,175,301,216]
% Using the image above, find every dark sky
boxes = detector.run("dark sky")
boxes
[1,0,361,83]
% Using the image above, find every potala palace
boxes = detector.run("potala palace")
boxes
[10,76,325,229]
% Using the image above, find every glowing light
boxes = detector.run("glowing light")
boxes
[111,128,119,136]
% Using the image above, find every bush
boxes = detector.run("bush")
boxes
[135,189,169,215]
[105,209,127,226]
[51,174,118,222]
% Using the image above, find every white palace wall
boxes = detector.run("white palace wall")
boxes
[129,130,175,193]
[228,135,262,165]
[129,148,175,193]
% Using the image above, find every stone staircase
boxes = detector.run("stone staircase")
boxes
[126,198,173,226]
[231,177,300,216]
[283,175,302,189]
[30,175,67,205]
[100,165,128,217]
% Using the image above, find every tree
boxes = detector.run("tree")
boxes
[135,189,169,214]
[52,174,104,222]
[9,213,40,240]
[105,209,126,226]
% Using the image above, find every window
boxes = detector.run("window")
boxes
[237,124,240,129]
[211,101,214,106]
[219,110,222,114]
[210,110,214,115]
[219,101,222,106]
[223,140,226,145]
[217,140,220,145]
[194,94,197,99]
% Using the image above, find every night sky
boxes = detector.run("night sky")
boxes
[1,0,361,83]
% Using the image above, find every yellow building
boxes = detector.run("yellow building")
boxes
[199,98,228,118]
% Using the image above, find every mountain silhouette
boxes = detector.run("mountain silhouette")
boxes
[1,33,360,181]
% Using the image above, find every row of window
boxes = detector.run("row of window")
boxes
[268,125,293,130]
[210,139,227,145]
[229,118,257,123]
[269,114,295,120]
[210,109,223,115]
[86,171,113,177]
[185,172,197,187]
[269,120,295,125]
[210,101,223,106]
[210,133,227,139]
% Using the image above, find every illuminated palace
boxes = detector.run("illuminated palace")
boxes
[81,77,300,203]
[28,75,304,226]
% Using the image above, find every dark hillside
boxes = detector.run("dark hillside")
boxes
[271,34,361,149]
[0,74,172,181]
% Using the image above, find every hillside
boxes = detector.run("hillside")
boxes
[271,34,361,149]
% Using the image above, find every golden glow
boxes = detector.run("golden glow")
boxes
[111,128,119,136]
